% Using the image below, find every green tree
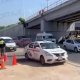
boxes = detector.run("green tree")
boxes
[19,17,26,27]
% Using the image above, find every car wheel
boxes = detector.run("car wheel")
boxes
[74,47,78,53]
[40,56,45,65]
[14,47,17,51]
[25,53,29,60]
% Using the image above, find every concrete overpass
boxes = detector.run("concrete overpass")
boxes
[25,0,80,40]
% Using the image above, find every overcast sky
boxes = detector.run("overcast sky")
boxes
[0,0,67,26]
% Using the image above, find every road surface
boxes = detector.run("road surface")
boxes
[0,48,80,80]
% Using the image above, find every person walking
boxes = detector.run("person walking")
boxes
[0,38,5,57]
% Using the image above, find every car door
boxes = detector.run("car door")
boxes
[27,43,34,59]
[33,42,41,60]
[70,40,75,50]
[66,40,74,50]
[65,40,70,49]
[65,40,72,50]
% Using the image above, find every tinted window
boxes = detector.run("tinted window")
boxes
[74,39,80,43]
[66,40,71,43]
[36,36,42,41]
[4,39,14,43]
[66,40,74,44]
[40,43,58,49]
[75,27,80,30]
[43,36,53,39]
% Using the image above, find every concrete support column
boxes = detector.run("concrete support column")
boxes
[41,19,47,32]
[56,22,64,39]
[41,20,58,32]
[64,22,68,31]
[52,22,58,31]
[58,22,64,31]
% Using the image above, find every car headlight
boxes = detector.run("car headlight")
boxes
[64,52,68,57]
[44,51,52,56]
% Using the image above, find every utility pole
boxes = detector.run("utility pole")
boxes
[22,0,25,18]
[46,0,49,10]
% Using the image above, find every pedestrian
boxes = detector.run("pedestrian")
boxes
[0,38,5,57]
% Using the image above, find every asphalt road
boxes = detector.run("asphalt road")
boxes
[58,44,80,66]
[1,48,80,80]
[1,56,80,80]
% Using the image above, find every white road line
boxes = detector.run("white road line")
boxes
[67,61,80,67]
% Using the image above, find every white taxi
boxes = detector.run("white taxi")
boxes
[24,41,68,65]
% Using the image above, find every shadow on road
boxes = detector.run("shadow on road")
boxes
[17,58,64,67]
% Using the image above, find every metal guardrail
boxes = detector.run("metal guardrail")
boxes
[26,0,69,21]
[0,24,17,33]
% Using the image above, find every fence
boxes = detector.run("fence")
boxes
[26,0,69,21]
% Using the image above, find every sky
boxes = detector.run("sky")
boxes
[0,0,66,26]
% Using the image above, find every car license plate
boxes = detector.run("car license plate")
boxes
[10,47,13,49]
[58,56,62,60]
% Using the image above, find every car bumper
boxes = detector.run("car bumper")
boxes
[77,48,80,51]
[5,47,16,51]
[44,56,68,64]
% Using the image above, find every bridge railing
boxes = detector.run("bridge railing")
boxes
[26,0,69,21]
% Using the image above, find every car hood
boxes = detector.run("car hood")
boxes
[43,48,66,54]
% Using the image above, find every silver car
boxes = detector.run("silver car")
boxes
[63,39,80,52]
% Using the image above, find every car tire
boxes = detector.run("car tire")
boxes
[14,47,17,51]
[25,53,29,60]
[40,56,45,65]
[74,47,78,53]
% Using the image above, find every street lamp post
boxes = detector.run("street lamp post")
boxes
[46,0,49,10]
[22,0,25,18]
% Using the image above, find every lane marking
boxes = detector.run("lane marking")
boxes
[67,61,80,67]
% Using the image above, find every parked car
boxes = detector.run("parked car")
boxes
[36,32,56,43]
[16,38,32,47]
[0,37,17,51]
[24,41,68,65]
[13,37,19,45]
[63,39,80,52]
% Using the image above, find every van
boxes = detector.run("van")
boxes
[36,32,56,43]
[0,37,17,51]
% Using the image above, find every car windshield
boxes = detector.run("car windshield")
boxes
[3,39,14,43]
[43,36,54,39]
[74,39,80,43]
[40,43,58,49]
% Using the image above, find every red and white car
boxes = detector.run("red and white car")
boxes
[24,41,68,65]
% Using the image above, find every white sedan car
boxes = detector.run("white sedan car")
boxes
[24,41,68,65]
[63,39,80,52]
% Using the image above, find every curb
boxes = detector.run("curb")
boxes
[67,61,80,67]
